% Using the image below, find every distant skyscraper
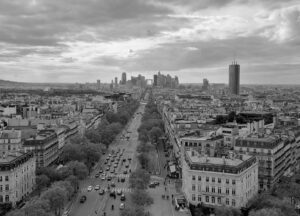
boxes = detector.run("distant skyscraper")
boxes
[121,72,127,85]
[202,78,209,91]
[110,80,114,90]
[153,74,158,86]
[229,62,240,95]
[97,80,101,89]
[175,76,179,86]
[114,77,118,87]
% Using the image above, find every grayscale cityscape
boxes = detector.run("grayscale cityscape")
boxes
[0,1,300,216]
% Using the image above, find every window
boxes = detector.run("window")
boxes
[0,195,2,203]
[212,187,215,193]
[198,195,201,202]
[218,187,221,194]
[206,186,209,192]
[212,196,215,203]
[212,177,215,183]
[232,189,236,195]
[192,175,195,181]
[206,196,209,203]
[206,177,209,182]
[226,179,229,184]
[232,180,236,185]
[232,199,236,207]
[192,185,195,191]
[192,194,195,201]
[226,198,229,205]
[218,178,221,183]
[198,185,201,192]
[5,176,8,181]
[0,185,2,192]
[0,176,2,182]
[217,197,221,204]
[198,176,201,181]
[226,188,229,195]
[5,195,9,202]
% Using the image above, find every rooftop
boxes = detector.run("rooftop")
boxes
[186,150,252,167]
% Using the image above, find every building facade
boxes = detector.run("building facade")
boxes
[0,152,35,207]
[182,149,258,208]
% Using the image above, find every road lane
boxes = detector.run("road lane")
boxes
[69,103,145,216]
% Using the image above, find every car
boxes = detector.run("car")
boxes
[120,177,125,183]
[122,159,126,162]
[114,164,118,168]
[111,158,115,162]
[128,158,132,161]
[120,203,125,209]
[87,186,93,191]
[123,170,128,174]
[108,154,112,157]
[95,173,100,178]
[62,210,69,216]
[120,194,126,201]
[107,176,112,181]
[104,160,107,164]
[106,167,110,171]
[99,189,105,195]
[111,182,115,187]
[110,190,116,197]
[110,169,114,173]
[95,185,100,190]
[153,181,160,186]
[149,183,156,188]
[101,175,106,180]
[80,195,87,203]
[99,169,103,173]
[125,164,129,168]
[116,189,122,195]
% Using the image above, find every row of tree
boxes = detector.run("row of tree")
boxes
[85,99,139,147]
[137,96,164,171]
[7,160,90,216]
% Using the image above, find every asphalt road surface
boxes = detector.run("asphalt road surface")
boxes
[69,103,145,216]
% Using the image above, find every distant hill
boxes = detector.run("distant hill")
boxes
[0,79,75,89]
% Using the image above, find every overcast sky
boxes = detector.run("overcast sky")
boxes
[0,0,299,84]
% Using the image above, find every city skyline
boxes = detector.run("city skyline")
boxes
[0,0,299,84]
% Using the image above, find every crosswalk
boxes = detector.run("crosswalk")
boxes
[81,187,132,193]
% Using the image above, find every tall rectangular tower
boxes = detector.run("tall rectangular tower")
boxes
[229,62,240,95]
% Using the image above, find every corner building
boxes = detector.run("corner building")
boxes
[182,149,258,208]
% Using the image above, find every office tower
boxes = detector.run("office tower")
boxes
[97,80,101,89]
[202,78,209,91]
[153,74,158,86]
[121,72,127,85]
[114,77,118,87]
[229,62,240,95]
[110,80,114,89]
[175,76,179,87]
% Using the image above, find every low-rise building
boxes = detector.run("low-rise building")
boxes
[0,151,35,207]
[0,130,22,155]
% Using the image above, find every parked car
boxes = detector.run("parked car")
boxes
[80,195,87,203]
[111,182,116,187]
[101,175,106,180]
[95,185,100,190]
[120,177,125,183]
[153,181,160,186]
[95,173,100,178]
[107,176,112,181]
[125,164,129,168]
[87,186,93,191]
[99,169,103,173]
[123,170,128,174]
[110,190,116,197]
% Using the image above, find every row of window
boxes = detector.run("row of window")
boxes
[0,185,9,191]
[192,185,236,195]
[191,195,236,207]
[0,195,9,203]
[0,176,9,182]
[192,176,236,185]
